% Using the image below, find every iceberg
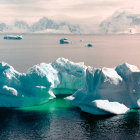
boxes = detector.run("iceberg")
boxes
[65,63,140,115]
[86,44,93,47]
[4,35,22,40]
[59,38,71,44]
[0,58,86,107]
[0,58,140,115]
[0,62,58,107]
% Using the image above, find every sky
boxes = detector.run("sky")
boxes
[0,0,140,25]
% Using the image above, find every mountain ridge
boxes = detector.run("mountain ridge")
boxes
[1,11,140,34]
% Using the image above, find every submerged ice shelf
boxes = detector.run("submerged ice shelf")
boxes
[0,58,140,115]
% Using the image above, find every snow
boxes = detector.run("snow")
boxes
[99,11,140,34]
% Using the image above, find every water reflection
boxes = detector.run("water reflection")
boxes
[0,99,140,140]
[0,108,52,139]
[80,110,140,139]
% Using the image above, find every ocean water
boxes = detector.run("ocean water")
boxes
[0,34,140,139]
[0,34,140,72]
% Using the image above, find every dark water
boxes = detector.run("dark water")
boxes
[0,34,140,140]
[0,97,140,140]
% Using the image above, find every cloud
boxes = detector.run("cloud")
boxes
[0,0,38,4]
[0,0,140,24]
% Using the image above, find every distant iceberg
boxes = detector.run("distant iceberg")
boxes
[86,43,93,47]
[0,58,140,115]
[4,35,22,40]
[59,38,71,44]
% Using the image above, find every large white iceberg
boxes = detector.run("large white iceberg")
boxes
[0,58,140,115]
[0,62,58,107]
[65,63,140,115]
[0,58,86,107]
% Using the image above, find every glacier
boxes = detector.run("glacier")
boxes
[0,58,140,115]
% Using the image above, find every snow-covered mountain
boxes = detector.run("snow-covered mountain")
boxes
[1,11,140,34]
[29,17,81,34]
[0,23,10,32]
[99,11,140,34]
[0,17,81,34]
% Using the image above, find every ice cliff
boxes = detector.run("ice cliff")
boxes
[0,58,140,115]
[65,63,140,115]
[51,58,86,94]
[0,58,86,107]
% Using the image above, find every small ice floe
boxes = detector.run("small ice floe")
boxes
[4,35,23,40]
[86,43,93,47]
[60,38,71,44]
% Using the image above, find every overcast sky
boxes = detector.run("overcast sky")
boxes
[0,0,140,24]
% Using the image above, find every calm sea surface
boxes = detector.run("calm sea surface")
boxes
[0,34,140,140]
[0,34,140,72]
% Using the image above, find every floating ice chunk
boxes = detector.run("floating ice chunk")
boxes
[59,38,71,44]
[4,35,22,40]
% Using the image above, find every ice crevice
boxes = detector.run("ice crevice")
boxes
[0,58,140,115]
